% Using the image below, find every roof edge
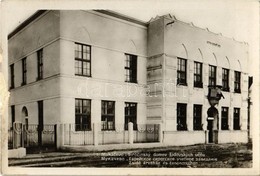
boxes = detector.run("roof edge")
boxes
[94,10,148,27]
[8,10,47,40]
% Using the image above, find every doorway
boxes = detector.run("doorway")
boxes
[207,107,218,144]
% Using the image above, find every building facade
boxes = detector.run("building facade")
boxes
[8,10,249,148]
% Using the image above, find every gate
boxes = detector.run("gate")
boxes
[134,124,159,143]
[8,122,57,150]
[24,124,56,148]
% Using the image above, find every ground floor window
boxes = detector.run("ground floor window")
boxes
[177,103,187,131]
[221,107,229,130]
[125,102,137,130]
[101,101,115,130]
[193,105,203,130]
[233,108,240,130]
[75,99,91,131]
[11,105,15,129]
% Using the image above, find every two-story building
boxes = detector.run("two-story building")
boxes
[8,10,249,149]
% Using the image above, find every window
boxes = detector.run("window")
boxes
[37,49,43,80]
[125,103,137,130]
[234,71,241,93]
[177,58,187,85]
[101,101,115,130]
[177,103,187,131]
[208,65,216,86]
[10,64,14,89]
[194,62,203,88]
[75,43,91,77]
[125,54,137,83]
[11,105,15,129]
[221,107,229,130]
[75,99,91,131]
[22,58,27,85]
[222,68,229,91]
[233,108,240,130]
[193,105,203,130]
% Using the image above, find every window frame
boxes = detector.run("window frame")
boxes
[193,104,203,130]
[194,61,203,88]
[74,43,91,77]
[101,100,115,131]
[75,99,91,131]
[37,49,43,80]
[177,58,187,86]
[222,68,230,91]
[177,103,187,131]
[10,64,15,89]
[234,71,241,93]
[208,65,216,87]
[125,54,137,83]
[233,108,240,130]
[21,57,27,85]
[221,107,229,130]
[125,102,137,130]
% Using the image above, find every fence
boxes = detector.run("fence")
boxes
[134,124,160,143]
[64,124,94,145]
[62,123,161,146]
[8,122,56,149]
[99,124,129,145]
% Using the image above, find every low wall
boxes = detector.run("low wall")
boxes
[218,130,248,143]
[8,147,26,158]
[163,131,205,146]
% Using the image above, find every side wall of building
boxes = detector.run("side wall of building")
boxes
[8,11,62,126]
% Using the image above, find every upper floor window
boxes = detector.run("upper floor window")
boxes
[221,107,229,130]
[177,58,187,86]
[234,71,241,93]
[75,43,91,77]
[37,49,43,80]
[222,68,229,91]
[208,65,216,86]
[125,54,137,83]
[233,108,240,130]
[21,58,27,85]
[193,105,203,130]
[10,64,14,89]
[194,62,203,88]
[75,99,91,131]
[101,101,115,131]
[125,102,137,130]
[177,103,187,131]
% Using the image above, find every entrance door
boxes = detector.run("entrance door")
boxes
[207,107,219,144]
[207,119,213,143]
[38,101,43,146]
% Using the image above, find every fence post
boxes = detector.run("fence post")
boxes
[128,122,133,144]
[93,123,99,146]
[56,123,64,149]
[158,123,163,143]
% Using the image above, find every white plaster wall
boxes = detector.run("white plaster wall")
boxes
[218,130,248,143]
[60,10,147,56]
[8,11,60,64]
[163,131,205,146]
[58,10,148,127]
